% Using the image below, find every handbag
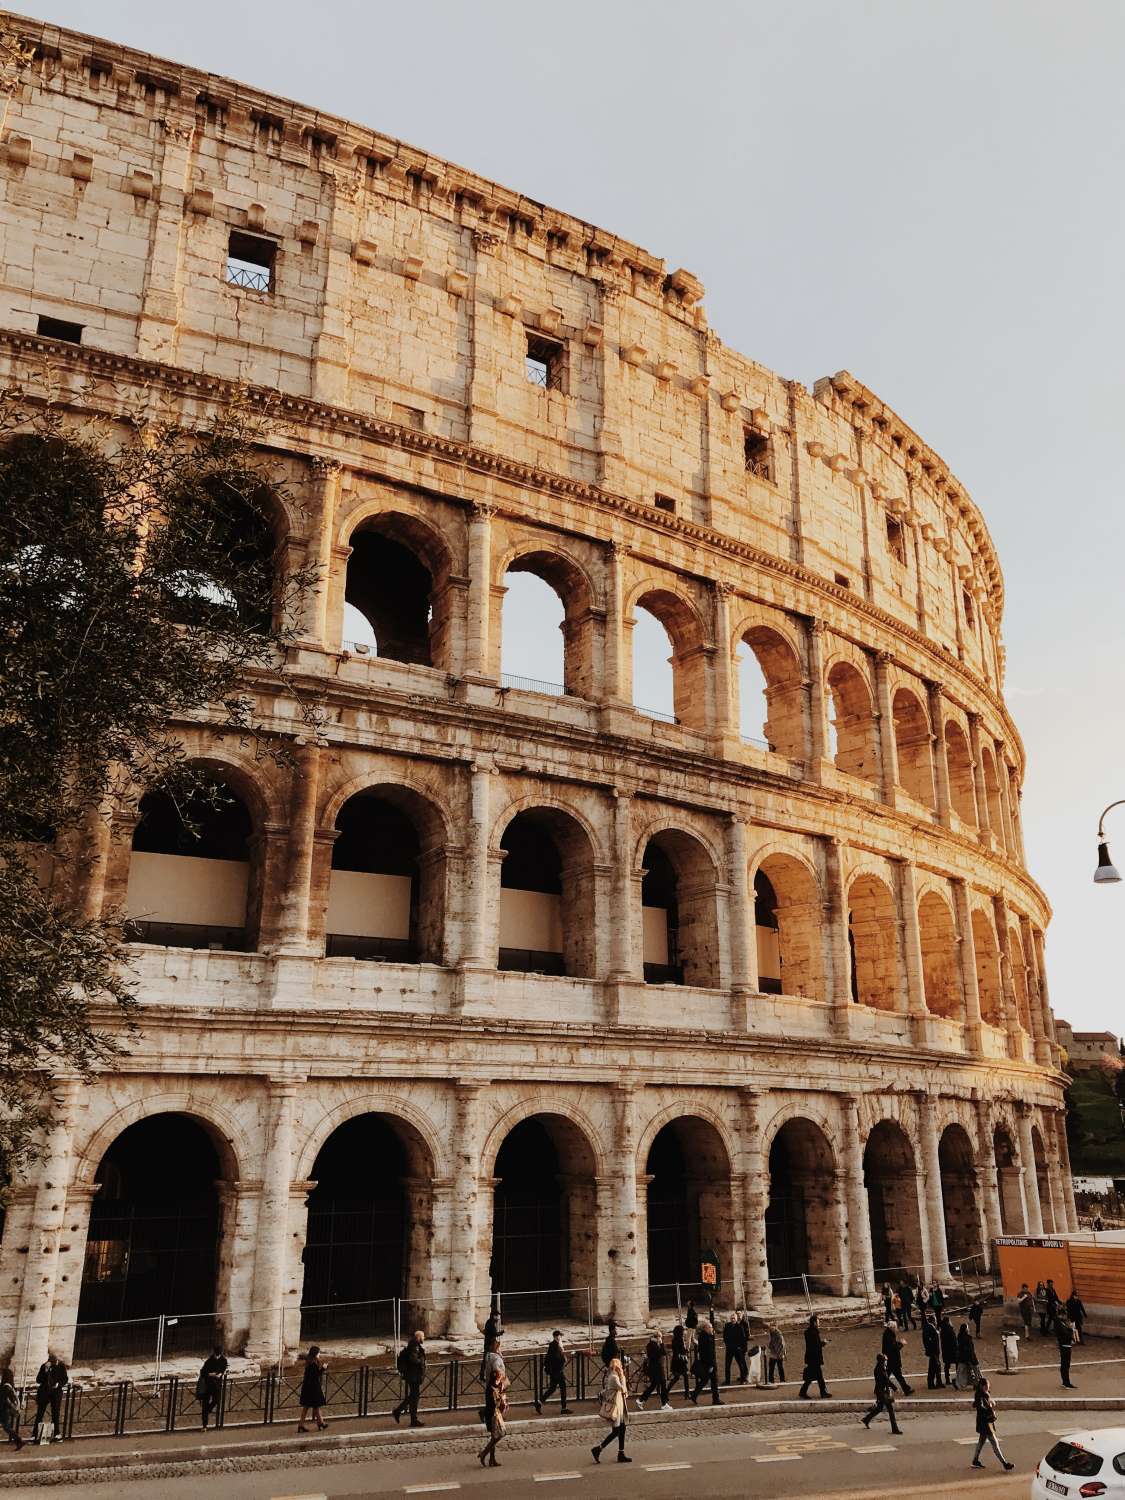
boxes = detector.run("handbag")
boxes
[195,1374,208,1401]
[596,1377,618,1423]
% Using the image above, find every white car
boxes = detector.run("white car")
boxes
[1033,1430,1125,1498]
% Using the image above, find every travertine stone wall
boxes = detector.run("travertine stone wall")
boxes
[0,15,1069,1372]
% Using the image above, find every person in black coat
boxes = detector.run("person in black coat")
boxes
[955,1323,977,1390]
[670,1323,690,1399]
[537,1331,570,1414]
[297,1346,327,1432]
[1065,1291,1086,1343]
[600,1321,624,1369]
[798,1314,831,1399]
[684,1300,698,1330]
[969,1297,984,1338]
[899,1282,917,1330]
[688,1321,722,1406]
[32,1354,67,1443]
[861,1353,902,1435]
[197,1346,227,1430]
[480,1306,501,1379]
[722,1316,748,1385]
[921,1314,943,1389]
[1055,1313,1077,1388]
[971,1377,1014,1470]
[880,1321,913,1395]
[939,1314,957,1386]
[393,1330,426,1427]
[637,1331,670,1410]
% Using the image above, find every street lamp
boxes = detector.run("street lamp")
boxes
[1094,801,1125,884]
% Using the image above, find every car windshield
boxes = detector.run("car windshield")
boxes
[1045,1441,1104,1476]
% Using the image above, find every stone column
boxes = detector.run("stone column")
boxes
[464,503,495,682]
[1054,1109,1079,1233]
[841,1095,874,1296]
[967,714,991,839]
[596,282,628,492]
[740,1089,771,1308]
[245,1079,298,1359]
[311,181,358,405]
[603,543,628,705]
[273,742,322,955]
[896,859,927,1029]
[992,894,1023,1061]
[873,651,899,803]
[951,878,984,1055]
[459,763,492,967]
[608,790,638,980]
[1040,1110,1066,1235]
[1018,915,1051,1066]
[448,1082,488,1339]
[1016,1106,1044,1237]
[13,1078,81,1379]
[712,582,736,748]
[925,681,952,826]
[1032,929,1059,1055]
[974,1098,1003,1266]
[298,458,341,648]
[467,230,501,449]
[610,1085,644,1324]
[726,816,756,1028]
[823,838,852,1036]
[805,618,831,777]
[917,1094,950,1277]
[136,118,195,361]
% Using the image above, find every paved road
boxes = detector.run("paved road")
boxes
[20,1405,1094,1500]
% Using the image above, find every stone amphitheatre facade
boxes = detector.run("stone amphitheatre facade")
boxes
[0,15,1073,1371]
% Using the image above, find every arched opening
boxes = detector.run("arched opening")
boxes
[501,551,593,698]
[848,875,900,1011]
[489,1114,596,1321]
[1008,925,1032,1032]
[633,588,707,730]
[864,1120,924,1279]
[944,722,977,827]
[938,1124,982,1265]
[993,1127,1025,1234]
[302,1113,433,1340]
[981,745,1006,849]
[77,1114,227,1358]
[766,1118,841,1292]
[646,1117,732,1307]
[1032,1125,1054,1232]
[498,807,596,977]
[826,662,877,782]
[326,787,445,963]
[754,855,825,1001]
[892,688,935,809]
[641,829,720,988]
[343,513,451,667]
[161,476,279,635]
[971,908,1003,1025]
[918,891,963,1020]
[631,607,676,721]
[126,774,256,950]
[737,627,806,757]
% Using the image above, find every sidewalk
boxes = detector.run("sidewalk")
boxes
[3,1325,1122,1487]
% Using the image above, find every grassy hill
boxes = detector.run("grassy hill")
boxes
[1067,1066,1125,1174]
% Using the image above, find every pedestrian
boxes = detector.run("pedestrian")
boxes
[591,1355,631,1465]
[922,1314,943,1389]
[600,1319,623,1368]
[929,1283,945,1316]
[297,1345,328,1432]
[722,1314,748,1386]
[1045,1279,1061,1330]
[478,1337,508,1469]
[0,1369,23,1451]
[689,1319,722,1405]
[882,1284,895,1324]
[900,1281,917,1330]
[670,1322,691,1399]
[1035,1279,1049,1333]
[955,1322,977,1392]
[939,1313,957,1387]
[480,1304,501,1380]
[537,1330,570,1414]
[684,1299,698,1331]
[1093,1213,1105,1232]
[196,1345,227,1430]
[798,1313,831,1399]
[881,1320,913,1395]
[861,1353,903,1436]
[392,1329,426,1427]
[31,1353,66,1444]
[1055,1312,1077,1388]
[969,1296,983,1339]
[1065,1290,1086,1344]
[767,1324,786,1385]
[637,1330,671,1411]
[1017,1283,1035,1338]
[971,1377,1014,1471]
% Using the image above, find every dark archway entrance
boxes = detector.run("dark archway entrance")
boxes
[864,1121,924,1279]
[645,1117,731,1308]
[77,1114,224,1358]
[939,1124,982,1265]
[765,1118,840,1293]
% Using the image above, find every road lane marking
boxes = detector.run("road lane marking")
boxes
[404,1486,461,1495]
[754,1453,802,1461]
[645,1462,692,1471]
[853,1444,897,1452]
[533,1475,583,1483]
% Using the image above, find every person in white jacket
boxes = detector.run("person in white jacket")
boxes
[591,1358,631,1465]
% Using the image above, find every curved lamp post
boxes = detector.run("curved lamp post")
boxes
[1094,801,1125,884]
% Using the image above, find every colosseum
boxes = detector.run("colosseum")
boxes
[0,16,1073,1374]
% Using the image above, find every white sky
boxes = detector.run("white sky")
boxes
[34,0,1125,1030]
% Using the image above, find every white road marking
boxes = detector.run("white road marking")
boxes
[853,1444,897,1452]
[404,1486,462,1495]
[645,1462,693,1471]
[533,1475,583,1483]
[954,1437,980,1445]
[754,1453,803,1461]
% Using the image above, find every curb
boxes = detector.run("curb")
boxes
[3,1393,1123,1486]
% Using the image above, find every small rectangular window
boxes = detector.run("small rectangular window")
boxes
[834,571,851,589]
[653,493,676,514]
[36,315,83,344]
[525,332,563,391]
[743,428,771,480]
[886,517,907,566]
[393,403,425,431]
[226,230,275,293]
[963,588,975,630]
